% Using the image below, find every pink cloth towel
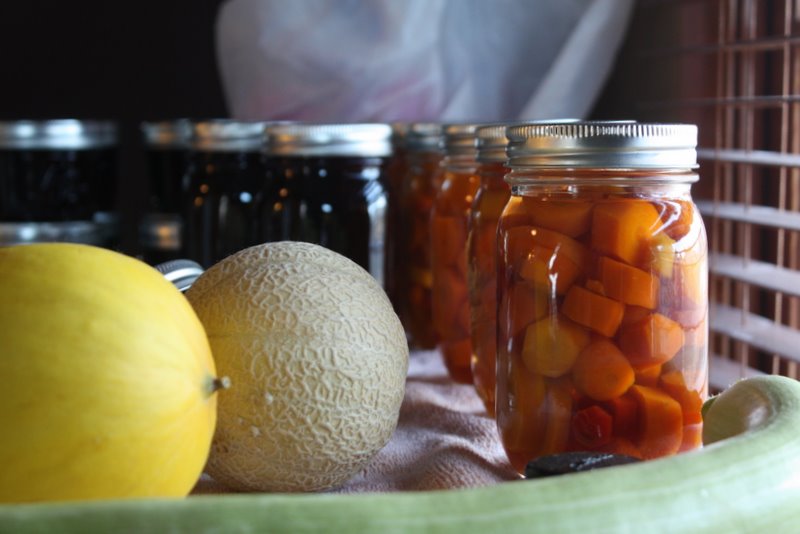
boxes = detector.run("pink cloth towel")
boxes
[193,349,519,494]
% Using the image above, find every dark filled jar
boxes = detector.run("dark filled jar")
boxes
[183,120,267,268]
[384,122,409,314]
[0,119,118,246]
[496,122,708,473]
[139,120,192,264]
[262,123,392,282]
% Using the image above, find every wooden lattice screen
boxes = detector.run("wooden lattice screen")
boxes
[598,0,800,391]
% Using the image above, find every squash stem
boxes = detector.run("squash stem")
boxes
[209,376,231,394]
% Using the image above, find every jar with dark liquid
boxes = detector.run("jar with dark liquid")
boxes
[431,124,481,383]
[496,122,708,472]
[139,120,192,264]
[262,123,392,282]
[384,122,409,314]
[0,120,118,246]
[396,123,444,349]
[183,120,267,267]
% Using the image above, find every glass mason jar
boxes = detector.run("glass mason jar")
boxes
[431,124,481,383]
[0,119,119,246]
[183,120,267,267]
[139,120,192,264]
[384,122,409,314]
[496,122,708,473]
[467,123,512,414]
[397,123,445,349]
[262,123,391,282]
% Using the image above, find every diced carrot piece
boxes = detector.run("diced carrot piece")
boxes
[500,196,535,228]
[540,378,574,455]
[431,214,468,268]
[572,340,635,401]
[572,405,614,448]
[500,280,548,340]
[585,279,605,295]
[621,305,651,327]
[659,370,704,425]
[592,200,662,266]
[472,223,498,277]
[521,197,594,238]
[630,384,684,459]
[562,285,625,337]
[654,199,695,242]
[519,246,582,295]
[605,393,639,440]
[634,364,662,387]
[680,423,703,452]
[529,227,591,266]
[432,266,469,340]
[598,256,660,309]
[649,231,676,279]
[522,316,590,377]
[481,188,512,220]
[618,313,685,367]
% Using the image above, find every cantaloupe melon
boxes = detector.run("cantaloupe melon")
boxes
[186,241,408,492]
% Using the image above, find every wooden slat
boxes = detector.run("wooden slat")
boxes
[709,353,766,391]
[697,200,800,231]
[711,304,800,362]
[710,252,800,298]
[697,147,800,167]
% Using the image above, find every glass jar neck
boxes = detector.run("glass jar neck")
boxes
[506,167,698,187]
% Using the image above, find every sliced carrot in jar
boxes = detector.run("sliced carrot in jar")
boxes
[500,280,548,340]
[621,305,651,327]
[572,405,614,448]
[605,393,639,440]
[592,200,662,267]
[634,363,662,387]
[519,246,582,295]
[630,384,684,459]
[618,313,685,367]
[653,199,695,242]
[562,285,625,337]
[521,315,590,377]
[598,256,660,309]
[659,370,704,425]
[649,231,676,279]
[571,340,635,401]
[431,214,468,268]
[521,197,594,238]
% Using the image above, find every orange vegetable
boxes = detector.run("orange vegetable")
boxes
[528,227,590,266]
[630,384,683,459]
[501,365,546,470]
[562,285,624,337]
[649,231,676,279]
[572,405,613,448]
[521,197,594,238]
[621,305,651,327]
[572,340,635,401]
[618,313,685,367]
[521,316,590,377]
[431,266,470,341]
[431,214,468,268]
[634,364,662,387]
[680,423,703,452]
[540,378,574,455]
[519,246,582,295]
[500,280,548,340]
[596,437,643,459]
[659,370,704,425]
[598,256,660,309]
[592,200,662,266]
[605,394,638,439]
[654,199,695,242]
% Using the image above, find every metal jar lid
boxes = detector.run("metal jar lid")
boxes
[141,120,192,149]
[507,121,698,169]
[0,120,118,150]
[443,123,480,158]
[476,123,510,163]
[264,123,392,157]
[189,119,268,152]
[405,123,444,153]
[154,259,203,292]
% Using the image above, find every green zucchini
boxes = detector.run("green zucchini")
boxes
[1,375,799,533]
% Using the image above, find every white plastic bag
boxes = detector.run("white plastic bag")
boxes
[215,0,634,121]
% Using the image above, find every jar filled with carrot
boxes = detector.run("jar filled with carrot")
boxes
[384,123,409,315]
[496,122,707,473]
[431,124,481,383]
[397,123,445,349]
[467,123,512,412]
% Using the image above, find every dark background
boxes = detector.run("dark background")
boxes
[0,0,228,246]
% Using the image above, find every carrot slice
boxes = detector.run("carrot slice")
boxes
[596,437,643,459]
[521,197,594,238]
[630,384,684,459]
[654,199,695,242]
[618,313,685,367]
[500,280,548,340]
[562,285,625,337]
[540,378,574,455]
[598,256,660,309]
[522,316,590,377]
[431,214,468,268]
[634,364,662,387]
[519,246,582,295]
[621,305,651,327]
[572,340,635,401]
[605,393,639,440]
[572,405,614,448]
[659,370,704,425]
[592,200,662,266]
